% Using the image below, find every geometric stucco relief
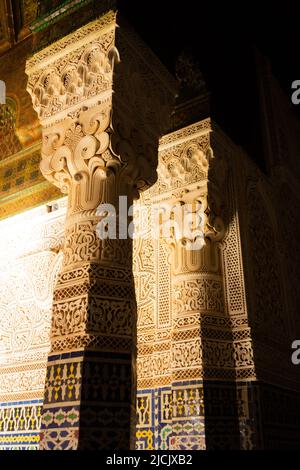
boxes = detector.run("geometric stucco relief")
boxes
[0,253,60,361]
[0,200,65,400]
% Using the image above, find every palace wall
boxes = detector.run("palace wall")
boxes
[1,111,300,449]
[0,6,300,449]
[0,202,65,449]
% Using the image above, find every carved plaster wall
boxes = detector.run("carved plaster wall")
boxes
[0,200,65,449]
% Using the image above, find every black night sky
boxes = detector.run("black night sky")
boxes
[118,0,300,169]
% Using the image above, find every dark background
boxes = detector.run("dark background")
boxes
[118,0,300,168]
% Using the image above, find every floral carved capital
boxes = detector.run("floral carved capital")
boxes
[26,13,177,212]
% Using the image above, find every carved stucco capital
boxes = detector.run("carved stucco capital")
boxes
[149,121,228,274]
[25,11,177,213]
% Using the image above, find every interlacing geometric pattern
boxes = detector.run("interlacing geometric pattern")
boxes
[0,400,42,450]
[40,350,132,450]
[136,381,205,450]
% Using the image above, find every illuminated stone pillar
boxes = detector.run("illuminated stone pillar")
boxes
[154,122,255,450]
[133,123,227,450]
[134,120,255,450]
[26,11,175,450]
[160,147,226,450]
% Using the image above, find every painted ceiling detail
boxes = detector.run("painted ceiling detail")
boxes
[0,0,39,54]
[0,1,59,220]
[0,97,22,159]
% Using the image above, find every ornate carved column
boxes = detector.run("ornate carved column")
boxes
[159,135,226,450]
[25,11,175,450]
[132,121,227,450]
[134,119,256,450]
